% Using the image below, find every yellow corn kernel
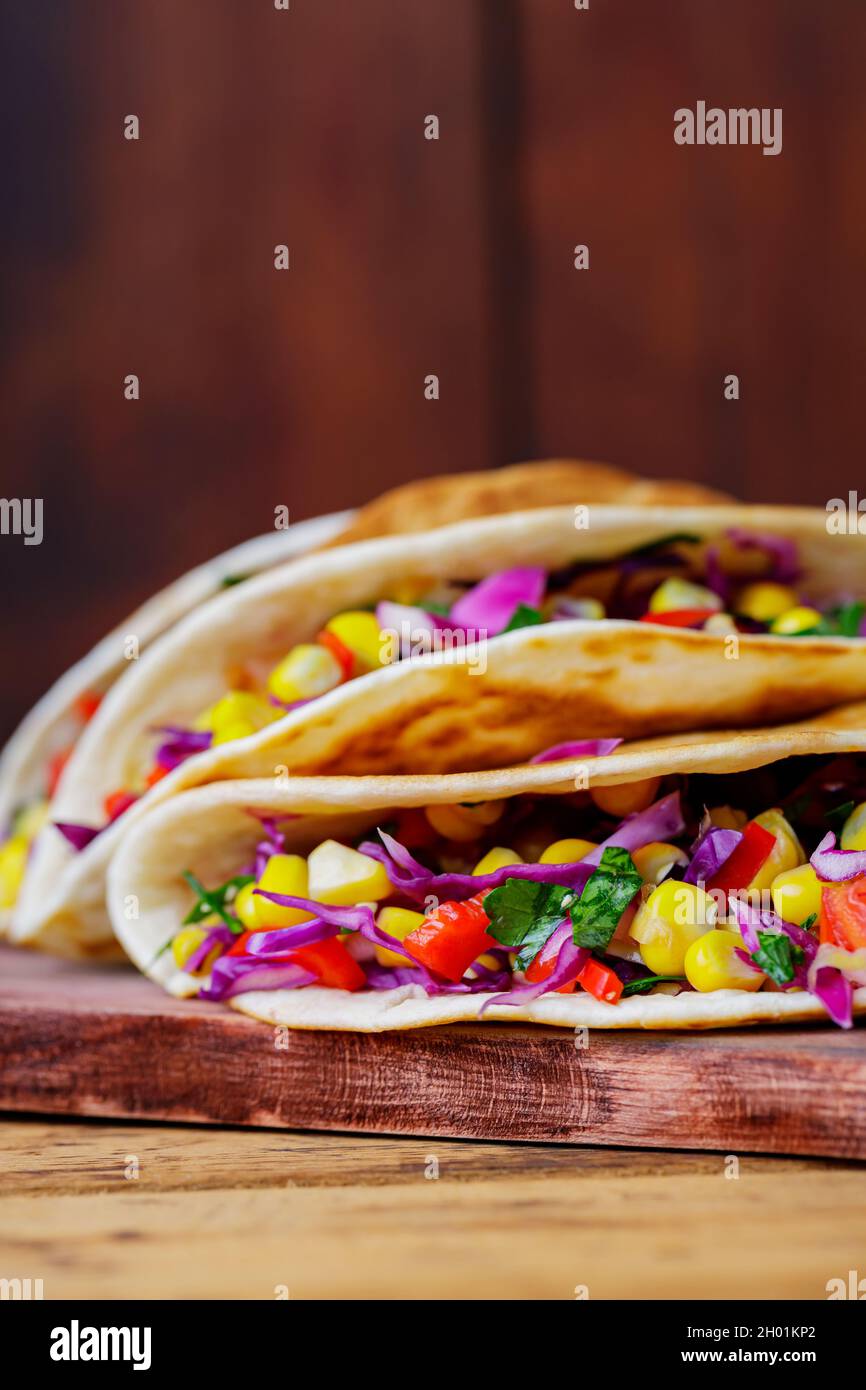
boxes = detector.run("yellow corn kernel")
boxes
[747,809,806,890]
[648,577,722,614]
[590,778,661,818]
[770,606,822,636]
[389,579,431,606]
[172,924,222,975]
[374,906,427,967]
[267,644,343,704]
[841,801,866,851]
[233,881,260,930]
[630,879,717,975]
[325,611,388,671]
[770,863,822,927]
[425,802,504,842]
[703,612,737,635]
[684,929,764,993]
[210,691,275,735]
[473,846,523,875]
[307,839,392,906]
[254,853,312,927]
[0,835,29,910]
[539,838,597,864]
[735,582,799,624]
[632,841,689,884]
[13,799,49,841]
[211,718,257,747]
[707,805,749,831]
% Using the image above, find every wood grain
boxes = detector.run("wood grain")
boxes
[0,1118,863,1299]
[3,946,865,1159]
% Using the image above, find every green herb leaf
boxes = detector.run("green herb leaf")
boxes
[484,878,577,969]
[182,870,253,930]
[621,974,685,997]
[827,800,856,831]
[829,601,865,638]
[622,532,701,559]
[503,603,544,633]
[219,573,249,589]
[800,912,818,933]
[570,847,642,951]
[751,930,804,986]
[423,599,452,617]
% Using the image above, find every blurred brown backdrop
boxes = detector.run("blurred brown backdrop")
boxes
[1,0,864,740]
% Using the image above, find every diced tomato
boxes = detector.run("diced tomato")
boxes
[392,808,439,850]
[708,820,776,895]
[145,765,170,788]
[290,937,366,991]
[576,957,624,1005]
[640,609,720,628]
[820,877,866,951]
[226,930,254,957]
[403,893,497,983]
[525,945,577,994]
[317,629,355,682]
[74,691,102,723]
[103,789,138,822]
[47,747,73,797]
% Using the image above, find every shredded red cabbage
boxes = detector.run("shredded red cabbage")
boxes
[449,567,546,636]
[726,528,800,584]
[199,955,317,1001]
[480,921,589,1012]
[684,826,742,885]
[810,831,866,882]
[731,898,853,1027]
[246,920,340,954]
[54,821,101,851]
[151,726,213,772]
[184,924,236,973]
[359,792,684,906]
[529,738,623,764]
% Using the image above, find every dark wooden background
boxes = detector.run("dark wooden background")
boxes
[1,0,864,742]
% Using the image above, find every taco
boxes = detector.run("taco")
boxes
[9,502,866,957]
[0,458,723,943]
[107,702,866,1031]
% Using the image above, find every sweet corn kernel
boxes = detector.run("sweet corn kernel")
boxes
[630,879,717,975]
[267,644,343,704]
[748,809,806,890]
[841,801,866,852]
[425,802,504,842]
[770,863,822,926]
[472,846,523,875]
[209,691,275,735]
[735,582,799,624]
[684,929,764,993]
[707,805,749,831]
[648,577,723,614]
[374,905,427,967]
[632,841,689,884]
[254,853,312,927]
[307,839,392,906]
[233,881,260,930]
[770,606,822,636]
[0,835,29,910]
[211,718,257,746]
[325,611,388,671]
[703,612,737,635]
[539,838,597,864]
[590,778,662,818]
[389,579,431,607]
[172,924,222,975]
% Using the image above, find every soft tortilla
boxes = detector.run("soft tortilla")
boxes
[106,701,866,1031]
[13,503,866,956]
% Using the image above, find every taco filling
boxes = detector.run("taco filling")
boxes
[53,528,866,850]
[164,754,866,1028]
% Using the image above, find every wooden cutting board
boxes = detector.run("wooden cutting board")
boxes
[1,944,864,1160]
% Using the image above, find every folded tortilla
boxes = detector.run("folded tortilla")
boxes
[106,700,866,1031]
[11,502,866,957]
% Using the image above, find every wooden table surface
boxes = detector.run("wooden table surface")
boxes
[2,1116,863,1299]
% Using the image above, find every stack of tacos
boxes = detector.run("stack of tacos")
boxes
[4,461,866,1035]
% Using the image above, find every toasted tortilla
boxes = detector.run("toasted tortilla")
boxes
[106,701,866,1031]
[12,503,866,957]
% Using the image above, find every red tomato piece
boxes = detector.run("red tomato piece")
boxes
[403,894,497,983]
[640,609,720,628]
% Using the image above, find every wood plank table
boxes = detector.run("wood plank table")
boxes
[2,1117,865,1299]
